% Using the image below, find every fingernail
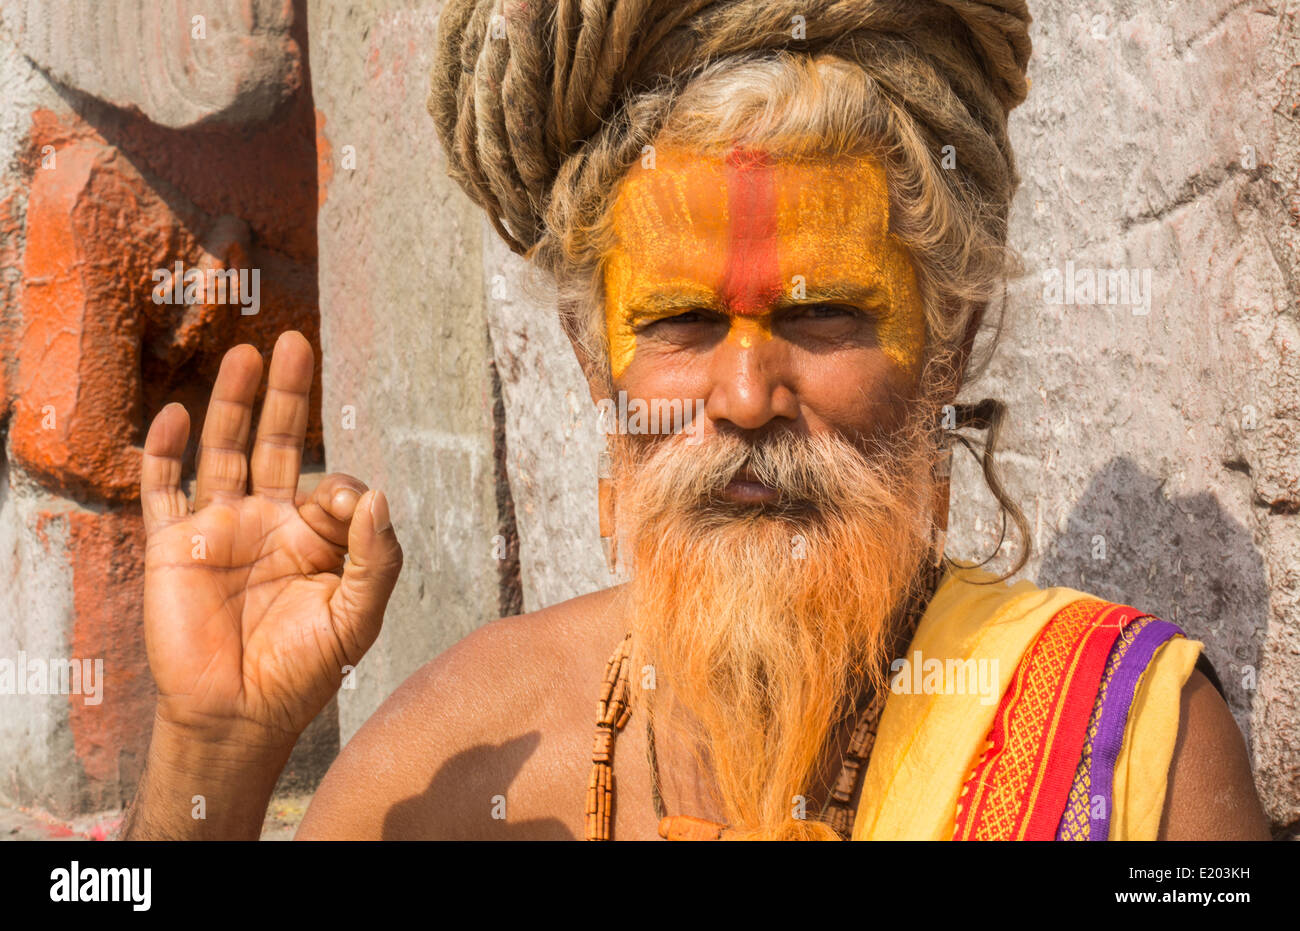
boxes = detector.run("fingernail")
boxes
[330,487,361,518]
[370,490,391,533]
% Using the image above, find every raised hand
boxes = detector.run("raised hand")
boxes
[139,331,403,750]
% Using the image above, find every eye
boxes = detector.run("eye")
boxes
[790,303,862,320]
[662,309,708,324]
[635,308,719,331]
[776,302,876,344]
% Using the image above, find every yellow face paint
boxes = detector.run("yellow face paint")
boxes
[603,148,728,379]
[603,144,925,379]
[771,155,927,372]
[731,316,773,350]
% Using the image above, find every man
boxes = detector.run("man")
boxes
[120,0,1270,840]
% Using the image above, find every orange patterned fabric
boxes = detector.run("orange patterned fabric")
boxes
[952,598,1141,840]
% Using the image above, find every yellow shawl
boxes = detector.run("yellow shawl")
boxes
[852,565,1202,840]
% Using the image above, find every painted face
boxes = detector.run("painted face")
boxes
[603,144,927,386]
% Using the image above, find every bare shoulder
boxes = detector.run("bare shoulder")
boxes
[1158,670,1271,840]
[296,585,627,840]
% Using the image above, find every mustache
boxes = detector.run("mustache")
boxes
[637,426,920,491]
[620,427,928,515]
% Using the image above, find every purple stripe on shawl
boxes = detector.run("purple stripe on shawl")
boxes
[1084,618,1183,841]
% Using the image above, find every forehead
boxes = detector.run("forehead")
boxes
[606,144,896,314]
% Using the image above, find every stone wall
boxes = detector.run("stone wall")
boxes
[948,1,1299,834]
[0,0,331,821]
[306,0,503,746]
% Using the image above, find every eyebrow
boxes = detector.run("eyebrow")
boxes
[625,288,726,324]
[784,282,889,307]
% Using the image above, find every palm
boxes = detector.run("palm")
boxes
[147,499,343,735]
[140,333,402,747]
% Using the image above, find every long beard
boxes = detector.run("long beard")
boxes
[614,404,943,841]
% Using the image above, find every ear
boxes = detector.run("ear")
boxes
[574,341,614,409]
[557,297,614,407]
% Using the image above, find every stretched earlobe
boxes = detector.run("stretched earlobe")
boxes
[598,442,618,574]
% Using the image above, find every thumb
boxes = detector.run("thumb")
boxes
[330,489,403,663]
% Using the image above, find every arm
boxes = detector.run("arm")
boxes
[1157,670,1271,840]
[119,717,292,840]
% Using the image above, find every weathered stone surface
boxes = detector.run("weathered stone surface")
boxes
[11,105,324,500]
[945,1,1299,830]
[15,130,181,502]
[308,0,501,744]
[0,29,79,817]
[0,17,60,433]
[0,0,301,128]
[0,9,330,815]
[0,469,78,811]
[481,230,611,612]
[1253,0,1300,832]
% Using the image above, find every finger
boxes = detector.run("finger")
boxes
[194,344,264,510]
[141,402,192,536]
[250,331,314,501]
[299,473,369,548]
[329,490,402,662]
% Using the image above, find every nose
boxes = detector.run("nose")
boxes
[703,319,799,432]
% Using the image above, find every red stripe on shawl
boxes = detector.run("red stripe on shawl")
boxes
[953,599,1142,840]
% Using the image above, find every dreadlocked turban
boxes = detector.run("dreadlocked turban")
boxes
[429,0,1032,266]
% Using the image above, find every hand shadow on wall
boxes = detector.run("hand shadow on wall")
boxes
[383,731,574,840]
[1035,457,1266,744]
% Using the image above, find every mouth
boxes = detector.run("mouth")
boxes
[719,466,781,505]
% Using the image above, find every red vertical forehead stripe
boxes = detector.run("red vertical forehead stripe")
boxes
[720,146,782,316]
